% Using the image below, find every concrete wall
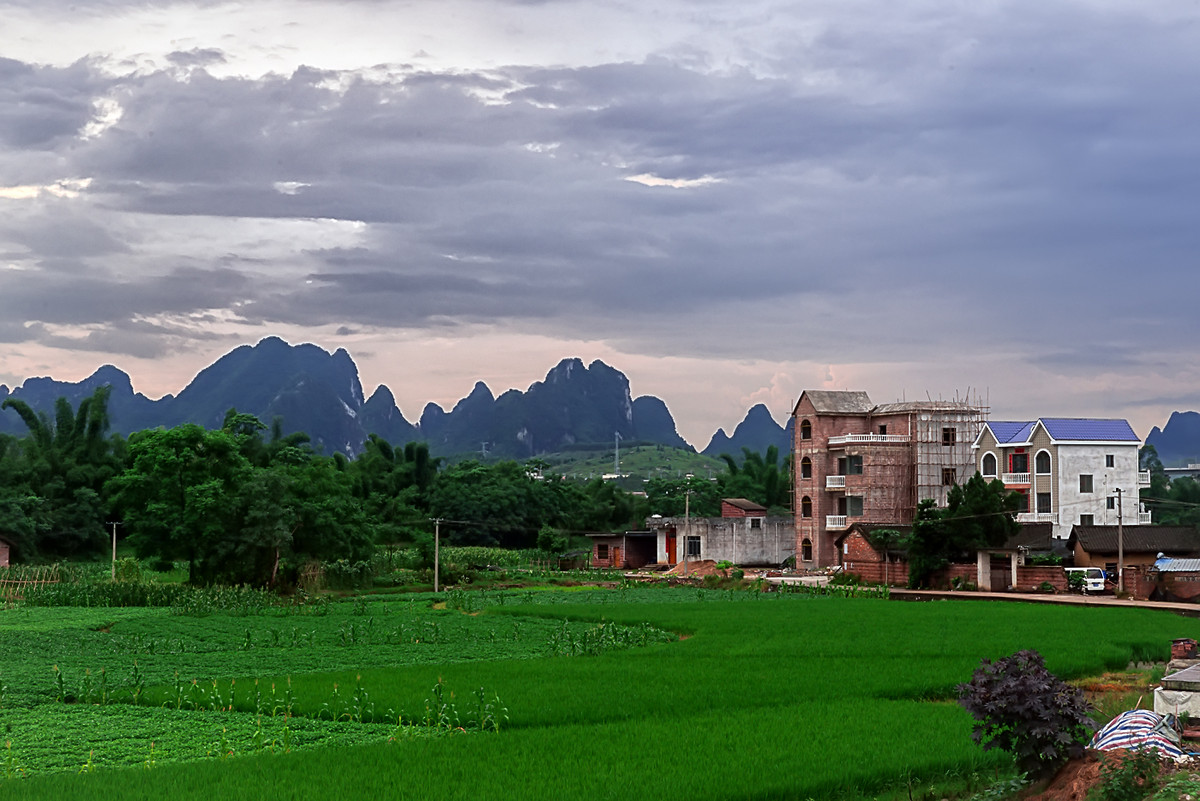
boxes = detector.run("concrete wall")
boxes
[651,516,794,566]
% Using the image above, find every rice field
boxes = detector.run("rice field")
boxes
[0,587,1196,800]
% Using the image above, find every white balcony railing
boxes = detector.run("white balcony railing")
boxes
[826,475,846,489]
[1017,512,1059,524]
[826,515,848,530]
[1139,511,1152,524]
[1002,472,1031,485]
[1138,470,1151,486]
[826,434,910,446]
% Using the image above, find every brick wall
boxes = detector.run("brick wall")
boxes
[840,561,1069,592]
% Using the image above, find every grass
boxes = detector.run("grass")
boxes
[0,588,1196,799]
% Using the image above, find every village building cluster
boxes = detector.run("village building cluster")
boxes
[590,387,1200,595]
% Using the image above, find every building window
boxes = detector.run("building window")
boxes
[838,455,863,475]
[942,467,956,486]
[942,427,957,446]
[1080,514,1094,526]
[1080,474,1093,493]
[800,457,812,479]
[1010,452,1029,473]
[1036,493,1051,514]
[1106,454,1115,468]
[801,538,813,562]
[982,452,997,477]
[1035,451,1051,475]
[1107,496,1116,510]
[878,424,887,435]
[749,517,762,529]
[597,544,609,559]
[847,496,863,517]
[800,419,812,440]
[685,536,701,557]
[801,496,812,518]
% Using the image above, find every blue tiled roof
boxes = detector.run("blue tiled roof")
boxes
[987,421,1035,444]
[1039,418,1139,442]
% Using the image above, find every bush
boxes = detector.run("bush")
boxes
[957,649,1095,779]
[1095,747,1163,801]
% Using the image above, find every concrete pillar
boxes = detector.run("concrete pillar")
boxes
[977,551,991,591]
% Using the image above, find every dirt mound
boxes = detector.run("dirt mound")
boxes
[663,560,725,577]
[1023,753,1103,801]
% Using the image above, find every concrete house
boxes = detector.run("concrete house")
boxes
[972,418,1150,540]
[643,498,794,567]
[791,390,986,568]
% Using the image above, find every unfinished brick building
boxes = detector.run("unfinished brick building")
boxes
[792,390,986,568]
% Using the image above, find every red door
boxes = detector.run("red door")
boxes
[667,535,677,565]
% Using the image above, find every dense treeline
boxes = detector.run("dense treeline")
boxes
[0,388,792,584]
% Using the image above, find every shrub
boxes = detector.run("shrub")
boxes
[1094,747,1163,801]
[828,572,863,587]
[957,649,1095,779]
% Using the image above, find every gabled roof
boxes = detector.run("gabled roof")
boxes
[796,390,873,415]
[1037,418,1140,443]
[982,421,1036,445]
[1001,523,1056,552]
[1069,526,1200,555]
[722,498,768,512]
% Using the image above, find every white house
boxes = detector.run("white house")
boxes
[973,418,1150,540]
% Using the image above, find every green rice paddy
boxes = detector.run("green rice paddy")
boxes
[0,587,1196,800]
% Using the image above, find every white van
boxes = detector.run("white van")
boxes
[1065,567,1106,593]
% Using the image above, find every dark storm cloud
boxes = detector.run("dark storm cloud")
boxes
[4,3,1200,370]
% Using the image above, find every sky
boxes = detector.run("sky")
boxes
[2,0,1199,449]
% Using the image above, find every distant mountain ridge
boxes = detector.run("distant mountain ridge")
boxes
[1146,411,1200,467]
[0,338,710,458]
[702,403,792,460]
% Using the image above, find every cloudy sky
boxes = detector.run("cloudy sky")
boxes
[2,0,1198,448]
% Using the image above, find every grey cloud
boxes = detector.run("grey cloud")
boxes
[166,48,228,68]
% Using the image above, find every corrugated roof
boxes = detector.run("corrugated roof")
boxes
[1070,526,1200,555]
[1002,523,1056,551]
[1157,558,1200,573]
[1039,418,1140,442]
[986,421,1036,444]
[871,400,980,415]
[799,390,874,414]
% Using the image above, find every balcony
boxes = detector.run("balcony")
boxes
[826,475,846,489]
[1139,511,1152,524]
[1138,470,1151,486]
[826,515,848,530]
[826,433,910,446]
[1017,512,1059,524]
[1002,472,1031,485]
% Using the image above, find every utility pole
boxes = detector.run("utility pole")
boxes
[107,521,120,581]
[433,518,442,593]
[683,475,693,578]
[1116,487,1124,596]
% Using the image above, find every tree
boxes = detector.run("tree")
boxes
[644,474,721,517]
[0,386,121,558]
[717,446,791,511]
[107,424,251,584]
[907,473,1021,588]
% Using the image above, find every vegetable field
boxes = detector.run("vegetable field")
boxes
[0,587,1197,800]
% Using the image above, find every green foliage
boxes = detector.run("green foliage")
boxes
[909,474,1022,588]
[717,446,791,511]
[1092,747,1163,801]
[644,473,722,517]
[957,649,1096,779]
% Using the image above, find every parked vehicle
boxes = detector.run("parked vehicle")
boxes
[1065,567,1106,593]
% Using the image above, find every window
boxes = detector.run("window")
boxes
[838,455,863,475]
[1080,514,1094,526]
[1080,474,1093,493]
[1107,496,1116,510]
[942,427,957,446]
[942,467,956,486]
[847,496,863,517]
[801,538,813,562]
[685,536,701,557]
[749,517,762,529]
[800,419,812,440]
[800,457,811,479]
[1036,493,1051,514]
[982,453,997,477]
[1035,451,1051,475]
[1010,452,1029,473]
[597,544,609,559]
[878,424,887,435]
[1105,454,1115,468]
[801,496,812,518]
